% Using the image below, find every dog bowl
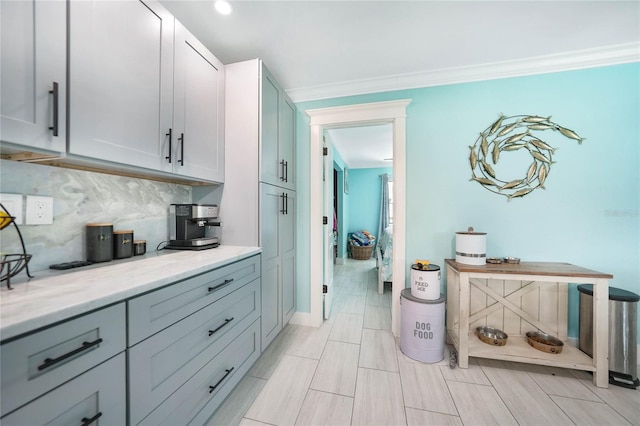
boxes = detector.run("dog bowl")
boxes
[476,326,508,346]
[504,257,521,264]
[525,331,564,354]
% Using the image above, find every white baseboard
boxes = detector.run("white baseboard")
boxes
[335,257,345,265]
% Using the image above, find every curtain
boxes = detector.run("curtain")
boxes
[377,173,390,247]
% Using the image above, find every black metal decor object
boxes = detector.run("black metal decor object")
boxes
[0,202,34,289]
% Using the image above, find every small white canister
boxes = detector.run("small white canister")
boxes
[455,226,487,265]
[410,263,441,300]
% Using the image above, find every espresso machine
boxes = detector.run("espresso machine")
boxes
[166,204,221,250]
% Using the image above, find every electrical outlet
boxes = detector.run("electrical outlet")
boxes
[26,195,54,225]
[0,193,23,225]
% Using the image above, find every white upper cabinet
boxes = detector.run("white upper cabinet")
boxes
[68,0,174,172]
[260,65,296,190]
[67,0,224,183]
[0,0,66,153]
[172,22,225,183]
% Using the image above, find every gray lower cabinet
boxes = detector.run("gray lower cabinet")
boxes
[0,303,126,417]
[128,254,262,425]
[128,254,260,345]
[137,320,261,425]
[260,184,296,350]
[0,354,126,426]
[129,278,261,424]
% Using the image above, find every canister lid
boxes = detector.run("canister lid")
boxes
[86,222,113,227]
[411,263,440,272]
[456,226,486,235]
[400,288,446,304]
[113,230,134,234]
[577,284,639,302]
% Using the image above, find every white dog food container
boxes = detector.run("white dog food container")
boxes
[455,226,487,265]
[400,289,445,363]
[410,263,441,300]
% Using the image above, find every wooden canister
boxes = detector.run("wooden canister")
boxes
[86,223,113,263]
[113,230,134,259]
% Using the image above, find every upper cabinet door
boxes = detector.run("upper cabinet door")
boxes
[280,95,296,190]
[260,68,280,186]
[172,22,225,183]
[68,0,174,172]
[0,0,66,153]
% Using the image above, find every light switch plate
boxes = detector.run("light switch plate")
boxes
[26,195,54,225]
[0,193,23,225]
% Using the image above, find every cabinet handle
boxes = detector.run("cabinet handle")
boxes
[80,412,102,426]
[208,317,234,336]
[208,367,234,393]
[208,278,234,293]
[38,338,103,371]
[165,128,172,163]
[178,133,184,166]
[280,193,286,214]
[280,160,286,181]
[48,82,59,137]
[285,160,289,183]
[285,192,289,215]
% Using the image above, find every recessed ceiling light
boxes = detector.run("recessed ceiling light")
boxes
[214,0,232,15]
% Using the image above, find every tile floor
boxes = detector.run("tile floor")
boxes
[209,258,640,426]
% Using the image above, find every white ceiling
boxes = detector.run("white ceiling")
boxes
[328,124,393,169]
[159,0,639,168]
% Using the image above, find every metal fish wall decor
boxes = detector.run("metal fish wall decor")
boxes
[469,114,584,200]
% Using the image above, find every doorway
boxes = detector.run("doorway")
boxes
[306,99,411,336]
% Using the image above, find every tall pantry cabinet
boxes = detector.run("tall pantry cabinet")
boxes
[223,59,296,350]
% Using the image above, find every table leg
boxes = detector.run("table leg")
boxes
[458,271,470,368]
[593,278,609,388]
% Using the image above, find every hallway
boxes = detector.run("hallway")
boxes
[208,258,639,425]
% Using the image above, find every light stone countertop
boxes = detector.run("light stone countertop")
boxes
[0,245,261,342]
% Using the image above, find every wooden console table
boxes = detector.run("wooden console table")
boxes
[445,259,613,388]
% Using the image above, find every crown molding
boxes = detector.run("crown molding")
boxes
[287,42,640,103]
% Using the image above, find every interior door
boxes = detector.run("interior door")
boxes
[322,134,334,320]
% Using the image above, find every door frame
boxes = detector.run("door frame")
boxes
[306,99,411,336]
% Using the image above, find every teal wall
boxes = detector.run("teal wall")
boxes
[347,167,392,240]
[295,63,640,339]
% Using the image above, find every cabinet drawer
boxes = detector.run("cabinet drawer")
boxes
[1,353,126,425]
[129,278,260,425]
[138,319,261,425]
[128,254,260,345]
[0,303,126,416]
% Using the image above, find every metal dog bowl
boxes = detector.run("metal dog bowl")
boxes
[525,331,564,354]
[476,326,508,346]
[504,257,521,264]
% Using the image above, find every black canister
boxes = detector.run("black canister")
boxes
[133,240,146,256]
[86,223,113,263]
[113,230,134,259]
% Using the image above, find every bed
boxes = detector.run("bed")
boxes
[376,225,393,294]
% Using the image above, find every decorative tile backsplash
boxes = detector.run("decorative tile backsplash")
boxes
[0,160,191,272]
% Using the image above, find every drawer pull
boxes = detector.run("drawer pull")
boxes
[208,278,234,293]
[208,317,235,336]
[38,338,103,371]
[80,412,102,426]
[208,367,234,393]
